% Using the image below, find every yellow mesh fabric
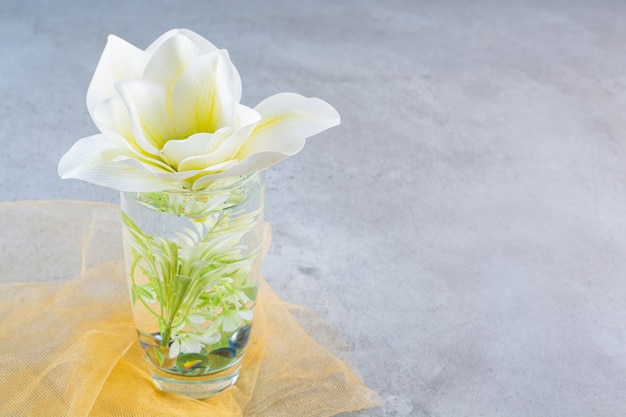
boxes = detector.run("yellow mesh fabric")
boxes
[0,201,379,417]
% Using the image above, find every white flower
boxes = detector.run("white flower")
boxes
[58,29,340,192]
[169,322,221,358]
[221,309,253,332]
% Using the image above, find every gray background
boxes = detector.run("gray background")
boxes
[3,1,626,416]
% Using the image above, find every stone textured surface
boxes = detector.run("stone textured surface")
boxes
[3,1,626,416]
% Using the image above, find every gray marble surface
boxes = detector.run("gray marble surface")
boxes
[3,1,626,416]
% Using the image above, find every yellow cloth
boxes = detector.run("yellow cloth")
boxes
[0,201,379,417]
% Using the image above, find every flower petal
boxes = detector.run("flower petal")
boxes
[239,92,340,158]
[144,29,241,101]
[92,96,182,174]
[169,341,180,358]
[58,134,173,192]
[161,129,232,170]
[116,155,237,182]
[116,80,177,153]
[177,139,244,172]
[142,34,204,106]
[87,35,149,117]
[177,110,260,171]
[196,331,220,345]
[187,152,279,190]
[187,314,205,324]
[172,50,241,138]
[236,104,262,130]
[238,310,254,321]
[92,95,133,142]
[180,337,202,354]
[113,157,190,179]
[146,28,218,55]
[221,312,242,332]
[91,96,174,172]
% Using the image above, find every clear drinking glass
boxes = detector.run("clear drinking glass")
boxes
[120,173,264,399]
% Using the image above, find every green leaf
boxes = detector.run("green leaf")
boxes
[136,283,157,302]
[153,346,165,367]
[131,285,139,305]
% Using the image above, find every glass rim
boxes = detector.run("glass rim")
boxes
[123,171,264,197]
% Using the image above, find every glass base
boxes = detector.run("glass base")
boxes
[150,363,242,399]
